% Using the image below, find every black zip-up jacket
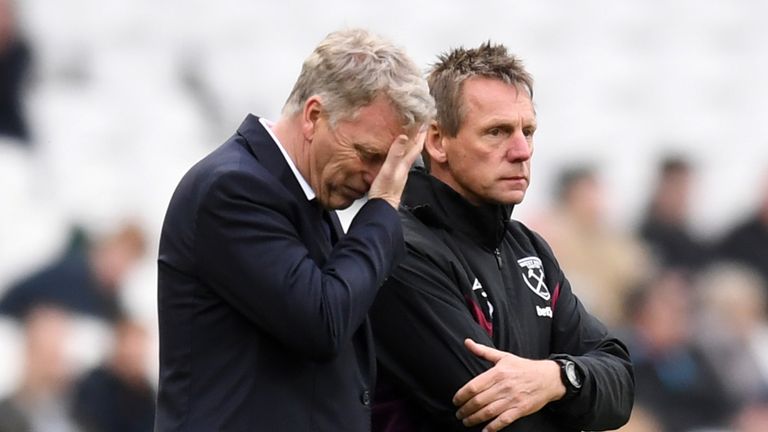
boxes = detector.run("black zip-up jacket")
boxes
[370,169,634,431]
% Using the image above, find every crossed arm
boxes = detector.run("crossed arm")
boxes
[453,338,566,431]
[370,246,633,431]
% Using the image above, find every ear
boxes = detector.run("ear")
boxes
[424,121,448,164]
[301,96,324,142]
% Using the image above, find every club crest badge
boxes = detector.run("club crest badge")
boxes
[517,256,550,301]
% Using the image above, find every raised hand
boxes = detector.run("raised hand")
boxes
[368,126,427,209]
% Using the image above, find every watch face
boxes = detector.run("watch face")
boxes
[565,362,582,388]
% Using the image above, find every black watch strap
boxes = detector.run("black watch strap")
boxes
[555,359,583,398]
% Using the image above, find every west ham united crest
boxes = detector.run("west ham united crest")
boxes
[517,256,550,300]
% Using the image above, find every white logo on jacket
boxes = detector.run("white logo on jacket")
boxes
[517,256,550,301]
[536,305,553,318]
[472,278,494,319]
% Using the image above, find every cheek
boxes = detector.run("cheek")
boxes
[467,150,498,181]
[325,157,357,185]
[449,149,479,179]
[453,146,482,168]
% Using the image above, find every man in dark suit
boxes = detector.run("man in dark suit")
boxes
[155,28,434,431]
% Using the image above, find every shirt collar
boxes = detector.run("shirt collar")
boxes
[259,117,315,201]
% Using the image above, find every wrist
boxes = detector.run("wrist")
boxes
[553,358,583,401]
[369,194,400,209]
[548,360,567,401]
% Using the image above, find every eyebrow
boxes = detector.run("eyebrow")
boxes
[484,118,537,129]
[354,143,386,157]
[485,115,538,127]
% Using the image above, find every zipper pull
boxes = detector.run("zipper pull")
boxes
[494,248,503,269]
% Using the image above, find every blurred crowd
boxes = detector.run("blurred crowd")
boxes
[0,220,155,431]
[3,0,768,431]
[0,1,155,431]
[529,159,768,432]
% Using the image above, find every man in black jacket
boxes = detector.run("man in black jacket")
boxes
[370,42,634,432]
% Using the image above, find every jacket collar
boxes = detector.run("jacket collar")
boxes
[236,114,309,205]
[402,168,513,250]
[235,114,344,238]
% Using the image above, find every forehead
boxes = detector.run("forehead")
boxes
[460,77,535,124]
[335,97,403,151]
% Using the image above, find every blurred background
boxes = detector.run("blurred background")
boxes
[1,0,767,431]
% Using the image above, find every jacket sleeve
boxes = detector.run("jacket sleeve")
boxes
[538,235,635,431]
[370,241,495,431]
[195,171,404,361]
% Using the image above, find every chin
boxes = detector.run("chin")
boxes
[496,192,526,205]
[327,196,355,210]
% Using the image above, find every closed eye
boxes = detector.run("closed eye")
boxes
[355,144,385,164]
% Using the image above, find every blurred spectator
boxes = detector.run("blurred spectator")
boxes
[0,0,31,143]
[639,156,710,273]
[616,404,664,432]
[531,164,651,328]
[624,271,737,432]
[734,400,768,432]
[696,264,768,406]
[716,172,768,287]
[0,222,146,322]
[0,305,81,432]
[72,318,154,432]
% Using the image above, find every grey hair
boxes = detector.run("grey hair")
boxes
[282,28,434,129]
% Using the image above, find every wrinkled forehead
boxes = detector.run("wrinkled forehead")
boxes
[332,93,415,133]
[333,97,406,152]
[459,77,536,121]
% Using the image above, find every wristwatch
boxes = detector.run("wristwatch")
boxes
[555,359,583,398]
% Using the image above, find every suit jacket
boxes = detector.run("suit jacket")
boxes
[156,114,405,431]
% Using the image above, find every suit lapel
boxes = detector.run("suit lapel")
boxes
[236,114,308,205]
[236,114,336,258]
[237,115,373,389]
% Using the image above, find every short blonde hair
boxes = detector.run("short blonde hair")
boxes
[428,42,533,137]
[283,28,434,129]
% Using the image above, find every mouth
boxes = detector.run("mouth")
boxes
[344,186,366,199]
[501,175,528,183]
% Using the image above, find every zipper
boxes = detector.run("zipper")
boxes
[494,248,503,269]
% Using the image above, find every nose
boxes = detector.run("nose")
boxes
[362,169,376,189]
[505,131,532,162]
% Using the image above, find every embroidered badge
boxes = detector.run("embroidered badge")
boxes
[517,256,550,301]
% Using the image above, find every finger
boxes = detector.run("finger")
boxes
[397,126,427,167]
[386,134,411,162]
[367,125,428,208]
[411,125,427,153]
[456,400,506,427]
[373,135,411,187]
[453,367,497,406]
[464,338,506,364]
[456,386,508,420]
[482,408,525,432]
